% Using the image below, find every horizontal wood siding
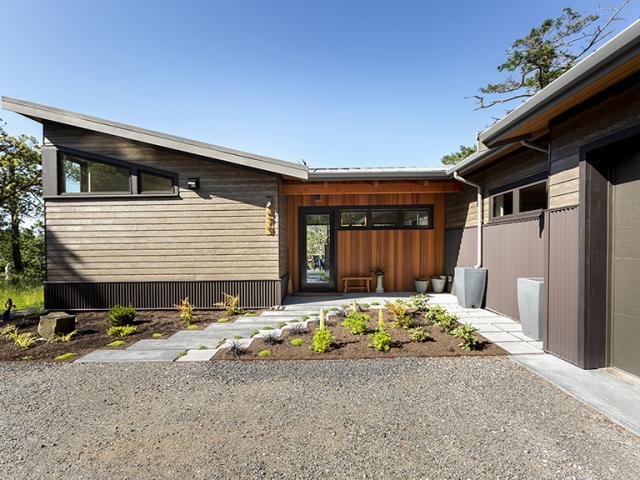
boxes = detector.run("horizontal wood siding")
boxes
[287,193,445,292]
[278,185,289,278]
[44,124,281,282]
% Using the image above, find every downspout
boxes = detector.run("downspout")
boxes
[453,171,482,269]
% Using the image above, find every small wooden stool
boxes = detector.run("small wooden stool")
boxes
[342,276,371,294]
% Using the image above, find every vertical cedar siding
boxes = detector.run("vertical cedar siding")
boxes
[43,123,282,283]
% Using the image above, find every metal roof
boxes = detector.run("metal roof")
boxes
[308,166,450,180]
[478,19,640,148]
[1,96,309,179]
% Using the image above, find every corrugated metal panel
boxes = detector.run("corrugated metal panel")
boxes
[445,228,477,273]
[44,280,283,311]
[545,206,580,364]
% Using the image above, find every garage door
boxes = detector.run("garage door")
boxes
[611,139,640,378]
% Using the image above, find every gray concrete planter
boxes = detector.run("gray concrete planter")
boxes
[431,277,446,293]
[517,277,544,341]
[414,280,428,293]
[454,267,487,308]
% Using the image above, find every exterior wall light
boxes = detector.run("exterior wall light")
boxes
[187,178,200,190]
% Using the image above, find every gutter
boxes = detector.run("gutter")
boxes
[452,172,482,269]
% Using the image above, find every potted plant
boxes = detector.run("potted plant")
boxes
[414,276,428,293]
[431,275,447,293]
[371,266,386,293]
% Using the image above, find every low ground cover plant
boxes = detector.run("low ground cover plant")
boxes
[258,349,272,357]
[451,323,479,351]
[214,293,243,315]
[54,352,76,360]
[53,330,78,343]
[1,325,36,349]
[341,310,369,335]
[106,340,125,347]
[106,325,138,337]
[409,326,432,342]
[226,339,246,357]
[106,304,137,327]
[174,297,196,325]
[290,338,304,346]
[410,294,430,312]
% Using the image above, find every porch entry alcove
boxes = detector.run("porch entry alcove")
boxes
[282,179,461,293]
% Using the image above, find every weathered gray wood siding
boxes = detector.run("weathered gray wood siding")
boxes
[44,123,282,282]
[277,185,289,278]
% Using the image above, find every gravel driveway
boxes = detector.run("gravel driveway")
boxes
[0,357,638,479]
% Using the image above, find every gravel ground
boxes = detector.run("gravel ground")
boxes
[0,357,638,479]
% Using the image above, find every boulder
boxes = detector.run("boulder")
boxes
[38,312,76,339]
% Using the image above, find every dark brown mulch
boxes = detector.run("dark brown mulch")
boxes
[0,309,260,363]
[213,310,506,361]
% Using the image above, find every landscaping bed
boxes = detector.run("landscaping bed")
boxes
[0,308,260,363]
[213,302,506,361]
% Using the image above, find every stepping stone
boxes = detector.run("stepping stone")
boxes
[176,348,219,362]
[75,349,183,363]
[480,331,521,343]
[127,338,222,350]
[496,342,544,354]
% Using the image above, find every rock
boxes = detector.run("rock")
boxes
[37,312,76,339]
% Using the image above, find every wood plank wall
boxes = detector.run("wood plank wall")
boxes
[44,123,282,282]
[286,192,446,292]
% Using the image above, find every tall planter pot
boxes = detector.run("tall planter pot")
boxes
[454,267,487,308]
[517,277,544,341]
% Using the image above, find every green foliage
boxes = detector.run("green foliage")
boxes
[232,335,243,340]
[186,325,200,330]
[106,325,138,337]
[385,300,414,329]
[226,339,246,357]
[290,338,304,346]
[257,349,272,357]
[429,308,458,333]
[106,340,125,347]
[214,293,243,315]
[2,325,36,348]
[0,277,44,310]
[217,338,227,346]
[328,306,339,312]
[106,304,137,327]
[21,355,33,361]
[441,145,477,166]
[472,6,627,110]
[369,327,393,352]
[216,317,229,323]
[54,352,76,360]
[277,321,287,328]
[53,330,78,343]
[425,305,447,323]
[243,312,256,317]
[370,301,380,306]
[360,303,370,309]
[263,326,274,331]
[451,323,479,351]
[341,310,369,335]
[177,351,188,358]
[197,345,208,350]
[174,297,196,325]
[409,327,432,343]
[251,329,260,337]
[152,332,164,338]
[409,294,430,313]
[311,326,334,353]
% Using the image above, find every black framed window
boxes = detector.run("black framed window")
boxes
[57,150,178,197]
[490,179,547,220]
[336,205,434,230]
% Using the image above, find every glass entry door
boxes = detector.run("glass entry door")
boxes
[300,209,336,291]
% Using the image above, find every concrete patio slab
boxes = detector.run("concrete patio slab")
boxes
[479,331,522,343]
[514,354,640,437]
[76,348,184,363]
[176,348,219,362]
[496,341,544,354]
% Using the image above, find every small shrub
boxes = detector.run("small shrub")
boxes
[217,338,228,346]
[177,351,188,358]
[385,300,414,329]
[53,330,78,343]
[410,294,430,312]
[0,325,18,339]
[341,311,369,335]
[152,332,164,338]
[369,328,393,352]
[174,297,196,325]
[409,326,432,343]
[262,332,280,345]
[425,305,447,324]
[106,340,125,347]
[216,317,230,323]
[277,321,287,328]
[290,323,308,335]
[430,311,458,333]
[329,307,339,312]
[54,352,76,360]
[257,349,272,357]
[311,327,334,353]
[360,303,370,309]
[250,329,260,337]
[2,326,37,349]
[226,339,246,357]
[290,338,304,346]
[197,345,209,350]
[186,325,200,330]
[263,326,274,331]
[302,315,310,321]
[106,304,137,327]
[233,335,243,340]
[371,301,380,306]
[106,325,138,337]
[214,293,243,315]
[244,312,257,317]
[451,323,479,351]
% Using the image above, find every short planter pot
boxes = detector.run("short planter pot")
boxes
[414,279,428,293]
[430,277,446,293]
[454,267,487,308]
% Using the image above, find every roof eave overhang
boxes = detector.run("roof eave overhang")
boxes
[1,96,309,179]
[307,170,451,181]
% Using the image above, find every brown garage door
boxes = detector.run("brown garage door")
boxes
[611,140,640,378]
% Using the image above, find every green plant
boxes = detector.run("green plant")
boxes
[277,321,287,328]
[290,338,304,346]
[197,345,209,350]
[1,324,18,339]
[311,326,334,353]
[174,297,196,325]
[2,326,36,349]
[371,301,380,306]
[302,315,310,321]
[186,325,200,330]
[329,307,339,312]
[409,326,432,343]
[360,303,370,309]
[451,323,479,351]
[233,335,243,340]
[385,300,414,329]
[216,317,230,323]
[257,349,272,357]
[263,332,280,345]
[410,294,430,312]
[244,312,257,317]
[341,310,369,335]
[369,327,393,352]
[152,332,164,338]
[106,325,138,337]
[377,308,385,329]
[21,355,33,361]
[217,338,227,346]
[214,293,243,315]
[226,339,246,357]
[437,314,458,332]
[106,340,125,347]
[263,326,274,331]
[177,351,188,358]
[106,304,137,327]
[53,330,78,343]
[54,352,76,360]
[426,305,447,323]
[308,312,319,317]
[250,329,260,337]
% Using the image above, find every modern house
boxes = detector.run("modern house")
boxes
[2,19,640,377]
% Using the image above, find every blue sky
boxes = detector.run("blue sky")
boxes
[1,0,638,168]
